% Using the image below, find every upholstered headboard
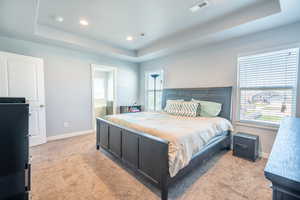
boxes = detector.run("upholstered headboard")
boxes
[161,87,233,120]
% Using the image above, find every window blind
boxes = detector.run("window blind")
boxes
[238,48,299,125]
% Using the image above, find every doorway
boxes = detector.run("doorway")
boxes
[0,51,47,146]
[91,64,117,129]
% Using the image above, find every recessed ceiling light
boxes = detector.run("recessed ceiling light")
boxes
[79,19,89,26]
[126,36,133,41]
[54,16,64,22]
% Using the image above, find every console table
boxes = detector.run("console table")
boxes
[264,117,300,200]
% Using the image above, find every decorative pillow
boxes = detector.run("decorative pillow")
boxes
[191,99,222,117]
[164,99,184,115]
[178,101,200,117]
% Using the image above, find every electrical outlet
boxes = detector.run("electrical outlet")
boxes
[63,122,69,128]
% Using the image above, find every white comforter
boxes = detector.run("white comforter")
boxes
[104,112,233,177]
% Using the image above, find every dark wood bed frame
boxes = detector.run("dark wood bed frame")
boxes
[96,87,232,200]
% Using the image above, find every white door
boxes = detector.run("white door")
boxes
[0,51,47,146]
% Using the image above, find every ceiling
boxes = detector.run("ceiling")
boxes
[0,0,299,62]
[38,0,262,50]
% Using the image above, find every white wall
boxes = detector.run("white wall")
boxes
[0,35,139,137]
[139,21,300,156]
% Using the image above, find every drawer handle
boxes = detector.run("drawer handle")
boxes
[25,163,31,191]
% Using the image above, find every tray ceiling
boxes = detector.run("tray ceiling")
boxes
[0,0,299,62]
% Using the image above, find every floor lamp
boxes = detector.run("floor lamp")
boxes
[150,74,160,111]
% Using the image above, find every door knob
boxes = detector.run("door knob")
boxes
[40,105,45,108]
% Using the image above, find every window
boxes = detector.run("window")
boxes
[238,48,299,125]
[94,78,106,99]
[145,70,164,111]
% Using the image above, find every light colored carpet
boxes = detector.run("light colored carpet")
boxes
[31,133,272,200]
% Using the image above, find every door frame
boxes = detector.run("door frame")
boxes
[0,51,47,146]
[91,64,118,130]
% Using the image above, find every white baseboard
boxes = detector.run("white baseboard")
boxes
[261,152,270,159]
[47,129,94,142]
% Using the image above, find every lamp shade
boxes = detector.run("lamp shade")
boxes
[150,74,160,78]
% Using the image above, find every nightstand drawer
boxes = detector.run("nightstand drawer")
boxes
[233,142,254,160]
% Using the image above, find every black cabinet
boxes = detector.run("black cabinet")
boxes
[233,133,259,161]
[0,98,30,200]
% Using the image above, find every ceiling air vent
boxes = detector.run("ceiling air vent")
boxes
[190,0,210,13]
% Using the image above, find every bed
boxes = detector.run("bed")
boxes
[96,87,232,200]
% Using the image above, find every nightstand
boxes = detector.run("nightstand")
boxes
[233,133,259,162]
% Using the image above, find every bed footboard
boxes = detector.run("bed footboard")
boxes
[96,118,169,200]
[96,118,230,200]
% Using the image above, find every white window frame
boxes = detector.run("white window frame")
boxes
[145,69,164,111]
[236,44,300,128]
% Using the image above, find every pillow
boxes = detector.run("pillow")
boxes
[178,101,200,117]
[164,99,183,115]
[191,99,222,117]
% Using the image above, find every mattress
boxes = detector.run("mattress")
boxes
[104,112,233,177]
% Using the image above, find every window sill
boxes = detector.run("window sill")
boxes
[234,121,279,131]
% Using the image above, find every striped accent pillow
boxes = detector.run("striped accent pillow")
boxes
[178,101,200,117]
[164,100,183,115]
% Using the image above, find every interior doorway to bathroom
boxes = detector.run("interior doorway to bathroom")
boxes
[91,64,117,129]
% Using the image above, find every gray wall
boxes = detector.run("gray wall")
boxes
[0,35,139,137]
[139,21,300,156]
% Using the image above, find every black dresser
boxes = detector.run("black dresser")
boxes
[264,117,300,200]
[0,98,30,200]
